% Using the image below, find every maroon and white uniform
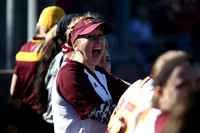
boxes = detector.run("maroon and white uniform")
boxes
[106,76,154,133]
[52,58,128,133]
[106,76,169,133]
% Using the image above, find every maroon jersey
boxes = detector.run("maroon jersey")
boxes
[14,36,44,110]
[56,58,129,120]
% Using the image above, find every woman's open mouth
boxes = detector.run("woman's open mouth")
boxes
[92,47,101,58]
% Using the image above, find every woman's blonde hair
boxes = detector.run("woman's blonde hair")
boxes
[151,50,187,80]
[33,24,57,53]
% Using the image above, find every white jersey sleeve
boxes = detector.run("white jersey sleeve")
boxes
[106,76,154,133]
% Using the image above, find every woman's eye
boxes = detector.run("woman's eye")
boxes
[98,34,103,37]
[106,58,111,62]
[87,35,94,39]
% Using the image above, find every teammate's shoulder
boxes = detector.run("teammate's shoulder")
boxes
[128,75,153,90]
[121,79,143,95]
[124,75,153,94]
[130,79,143,88]
[59,59,86,75]
[138,75,153,89]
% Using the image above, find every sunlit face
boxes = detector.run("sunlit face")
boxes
[75,27,106,71]
[98,49,111,73]
[159,65,200,112]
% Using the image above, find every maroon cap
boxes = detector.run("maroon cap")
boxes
[70,17,113,45]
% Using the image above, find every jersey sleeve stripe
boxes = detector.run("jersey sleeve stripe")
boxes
[31,39,43,43]
[138,76,151,89]
[16,52,42,62]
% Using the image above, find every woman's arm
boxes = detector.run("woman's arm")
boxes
[10,74,19,97]
[87,102,116,124]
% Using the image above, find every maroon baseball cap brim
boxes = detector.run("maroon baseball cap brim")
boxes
[79,22,113,35]
[70,17,113,46]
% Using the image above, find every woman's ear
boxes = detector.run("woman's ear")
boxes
[73,44,78,51]
[74,47,78,51]
[155,86,163,97]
